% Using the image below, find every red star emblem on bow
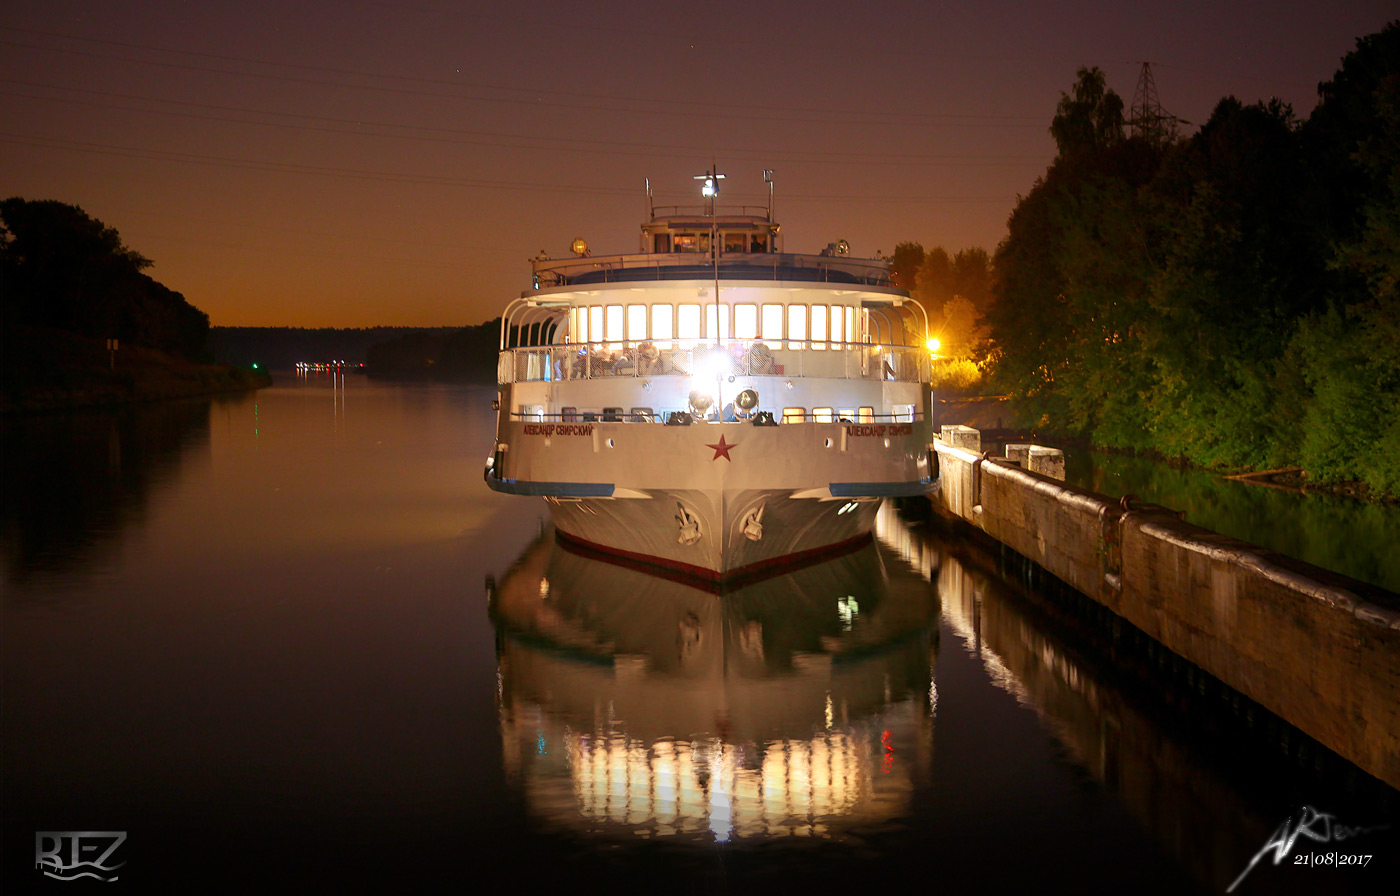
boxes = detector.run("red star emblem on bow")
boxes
[705,434,737,461]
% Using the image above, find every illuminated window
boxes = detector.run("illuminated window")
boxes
[627,305,646,341]
[606,305,624,342]
[674,233,698,253]
[838,408,855,422]
[895,404,915,422]
[787,305,806,349]
[761,304,783,340]
[811,306,828,349]
[734,304,758,339]
[589,306,603,345]
[846,306,857,342]
[570,307,582,343]
[750,233,768,252]
[705,304,730,340]
[813,407,834,423]
[782,407,806,423]
[724,232,746,253]
[858,406,874,423]
[652,304,674,342]
[678,304,701,340]
[831,306,843,347]
[654,233,672,253]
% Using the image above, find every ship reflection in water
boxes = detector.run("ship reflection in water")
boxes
[488,511,939,844]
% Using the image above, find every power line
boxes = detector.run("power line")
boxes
[0,80,1046,168]
[0,28,1046,128]
[0,131,1020,205]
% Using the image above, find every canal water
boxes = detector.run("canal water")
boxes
[3,374,1396,893]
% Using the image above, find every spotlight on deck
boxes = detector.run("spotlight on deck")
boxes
[688,390,716,420]
[734,388,760,419]
[570,237,589,256]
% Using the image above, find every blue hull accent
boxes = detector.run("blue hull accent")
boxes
[828,479,932,498]
[487,479,616,498]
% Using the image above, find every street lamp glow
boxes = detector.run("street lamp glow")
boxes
[926,337,941,354]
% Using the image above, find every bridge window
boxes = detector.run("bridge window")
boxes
[787,305,806,349]
[654,233,671,253]
[761,304,783,340]
[674,233,699,253]
[724,232,746,253]
[751,233,768,252]
[652,304,673,342]
[678,303,701,340]
[734,304,758,339]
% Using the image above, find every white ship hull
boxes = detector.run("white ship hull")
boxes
[487,418,933,580]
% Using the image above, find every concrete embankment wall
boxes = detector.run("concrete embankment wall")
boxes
[932,438,1400,789]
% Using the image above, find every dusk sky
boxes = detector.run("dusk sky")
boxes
[2,1,1395,328]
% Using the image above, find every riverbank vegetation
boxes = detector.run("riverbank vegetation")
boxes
[1,198,268,412]
[984,24,1400,498]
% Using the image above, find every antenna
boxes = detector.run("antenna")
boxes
[764,169,774,222]
[1128,61,1185,145]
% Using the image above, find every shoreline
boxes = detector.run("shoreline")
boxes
[1,324,270,415]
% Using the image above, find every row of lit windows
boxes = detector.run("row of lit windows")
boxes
[569,303,860,347]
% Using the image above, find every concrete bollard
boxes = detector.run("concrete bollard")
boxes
[940,424,981,452]
[1005,443,1033,468]
[1027,446,1066,481]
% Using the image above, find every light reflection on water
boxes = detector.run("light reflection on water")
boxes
[489,526,937,847]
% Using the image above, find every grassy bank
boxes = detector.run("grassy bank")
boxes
[1,324,270,414]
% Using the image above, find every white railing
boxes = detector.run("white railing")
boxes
[529,252,893,289]
[498,340,929,385]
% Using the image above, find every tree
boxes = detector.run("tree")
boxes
[1050,66,1125,162]
[1,198,208,358]
[888,241,925,292]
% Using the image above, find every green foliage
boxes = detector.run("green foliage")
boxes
[985,25,1400,496]
[929,358,984,394]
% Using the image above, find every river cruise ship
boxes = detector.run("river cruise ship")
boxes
[484,171,936,580]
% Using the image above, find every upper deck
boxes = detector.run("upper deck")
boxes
[529,203,892,291]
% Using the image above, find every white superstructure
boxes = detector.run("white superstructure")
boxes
[485,171,937,579]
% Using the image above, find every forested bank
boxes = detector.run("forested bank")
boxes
[1,198,268,412]
[984,24,1400,498]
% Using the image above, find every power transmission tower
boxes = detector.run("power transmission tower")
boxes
[1128,61,1184,145]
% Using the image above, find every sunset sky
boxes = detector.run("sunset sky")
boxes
[2,1,1394,328]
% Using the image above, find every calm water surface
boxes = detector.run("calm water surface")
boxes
[3,374,1396,892]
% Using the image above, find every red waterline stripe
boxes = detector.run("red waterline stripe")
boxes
[553,528,873,593]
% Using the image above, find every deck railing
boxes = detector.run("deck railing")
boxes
[498,340,929,385]
[529,252,893,289]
